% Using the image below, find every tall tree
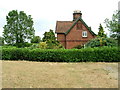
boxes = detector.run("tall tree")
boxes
[42,29,57,44]
[42,29,61,49]
[0,36,4,46]
[97,24,106,37]
[3,10,35,46]
[31,36,41,43]
[104,10,119,39]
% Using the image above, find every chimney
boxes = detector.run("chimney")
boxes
[73,10,82,21]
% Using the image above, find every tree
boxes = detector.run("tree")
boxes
[97,24,106,37]
[3,10,35,47]
[42,29,63,49]
[104,10,119,39]
[43,29,57,43]
[31,36,41,43]
[0,36,4,46]
[42,29,58,44]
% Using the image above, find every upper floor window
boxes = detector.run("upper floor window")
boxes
[82,31,87,37]
[76,21,82,30]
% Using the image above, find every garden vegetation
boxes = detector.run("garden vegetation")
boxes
[2,46,119,62]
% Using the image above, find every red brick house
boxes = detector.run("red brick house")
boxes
[55,10,96,49]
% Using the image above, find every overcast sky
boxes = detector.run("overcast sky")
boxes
[0,0,119,38]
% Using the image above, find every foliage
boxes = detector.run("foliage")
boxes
[2,47,119,62]
[51,44,64,49]
[97,24,106,37]
[73,45,84,49]
[38,42,48,49]
[104,10,119,39]
[42,29,56,43]
[29,43,39,49]
[2,45,17,48]
[0,36,4,46]
[15,42,32,48]
[3,10,35,47]
[28,42,63,49]
[85,37,117,48]
[42,29,63,49]
[31,36,41,43]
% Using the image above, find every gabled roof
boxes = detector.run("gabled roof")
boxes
[55,21,74,33]
[55,16,96,35]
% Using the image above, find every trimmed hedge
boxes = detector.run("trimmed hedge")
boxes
[2,47,120,62]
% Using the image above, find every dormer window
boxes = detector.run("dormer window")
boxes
[82,31,87,37]
[77,21,82,30]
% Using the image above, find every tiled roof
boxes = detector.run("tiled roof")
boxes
[55,21,74,33]
[55,17,96,35]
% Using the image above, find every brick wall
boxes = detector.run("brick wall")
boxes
[57,34,66,48]
[57,21,96,49]
[65,22,95,49]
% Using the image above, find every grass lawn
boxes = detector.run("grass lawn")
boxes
[2,61,118,88]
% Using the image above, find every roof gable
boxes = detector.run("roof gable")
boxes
[55,17,96,36]
[65,17,96,35]
[55,21,73,33]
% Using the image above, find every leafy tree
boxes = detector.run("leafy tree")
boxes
[31,36,41,43]
[3,10,35,47]
[43,29,57,43]
[104,10,119,39]
[97,24,106,37]
[0,36,4,46]
[42,29,62,49]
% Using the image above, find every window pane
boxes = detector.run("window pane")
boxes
[82,31,87,37]
[85,32,87,36]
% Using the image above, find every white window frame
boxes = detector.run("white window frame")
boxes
[82,31,87,37]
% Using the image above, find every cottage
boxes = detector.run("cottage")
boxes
[55,10,96,49]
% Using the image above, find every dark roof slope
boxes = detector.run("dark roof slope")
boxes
[55,17,96,35]
[55,21,73,33]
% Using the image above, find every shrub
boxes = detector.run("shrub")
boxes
[29,43,39,49]
[2,47,119,62]
[47,43,64,49]
[13,42,32,48]
[2,46,17,48]
[31,36,41,43]
[85,37,117,48]
[73,45,84,49]
[38,42,48,49]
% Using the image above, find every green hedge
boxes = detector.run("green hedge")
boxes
[2,47,120,62]
[85,37,117,48]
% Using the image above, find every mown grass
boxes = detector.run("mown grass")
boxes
[2,61,118,88]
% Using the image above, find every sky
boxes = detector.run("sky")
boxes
[0,0,119,38]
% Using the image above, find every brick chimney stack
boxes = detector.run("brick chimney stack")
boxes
[73,10,82,21]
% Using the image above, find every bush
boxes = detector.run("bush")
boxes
[16,43,32,48]
[2,45,17,48]
[38,42,48,49]
[73,45,84,49]
[31,36,41,43]
[28,43,39,49]
[2,47,119,62]
[85,37,117,48]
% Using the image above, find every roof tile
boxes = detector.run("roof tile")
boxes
[55,21,74,33]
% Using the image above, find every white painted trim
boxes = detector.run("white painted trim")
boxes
[82,31,87,37]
